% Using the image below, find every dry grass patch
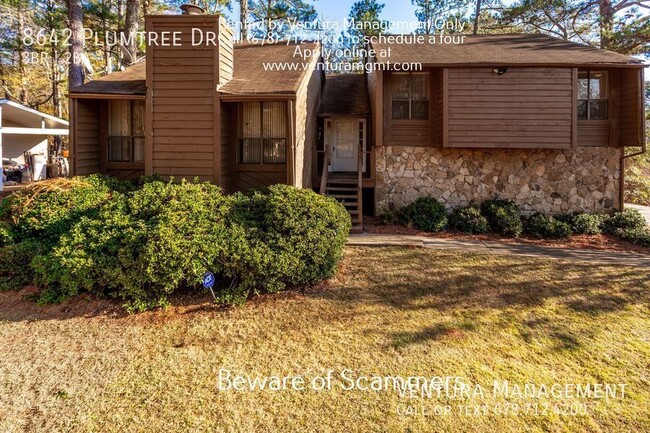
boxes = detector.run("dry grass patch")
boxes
[0,247,649,432]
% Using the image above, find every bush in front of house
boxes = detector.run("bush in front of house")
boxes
[379,208,410,226]
[480,199,524,237]
[32,180,236,310]
[0,175,126,244]
[617,227,650,248]
[1,177,350,311]
[601,209,648,236]
[449,206,489,234]
[223,184,351,302]
[555,212,606,235]
[525,214,573,239]
[403,197,448,232]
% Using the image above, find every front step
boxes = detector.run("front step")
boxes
[323,171,363,233]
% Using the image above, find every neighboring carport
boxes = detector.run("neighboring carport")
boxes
[0,99,69,191]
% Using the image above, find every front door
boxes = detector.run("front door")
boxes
[330,118,358,172]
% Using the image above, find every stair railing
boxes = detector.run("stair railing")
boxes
[319,143,330,195]
[356,141,363,229]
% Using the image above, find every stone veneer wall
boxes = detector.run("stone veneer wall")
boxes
[375,146,621,215]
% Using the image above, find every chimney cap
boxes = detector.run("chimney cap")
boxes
[180,4,205,15]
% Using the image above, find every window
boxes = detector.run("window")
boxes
[238,102,287,164]
[391,73,429,120]
[108,100,144,163]
[578,71,608,120]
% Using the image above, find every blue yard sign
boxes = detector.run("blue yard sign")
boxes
[202,271,215,289]
[203,271,217,302]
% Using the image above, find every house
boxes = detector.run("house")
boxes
[365,34,646,217]
[0,99,69,191]
[68,9,646,232]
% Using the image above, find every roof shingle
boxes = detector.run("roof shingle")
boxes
[371,33,644,67]
[70,41,321,96]
[318,74,370,117]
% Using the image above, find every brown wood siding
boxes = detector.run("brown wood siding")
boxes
[220,103,233,193]
[74,99,101,175]
[146,16,225,183]
[295,58,322,188]
[218,16,234,87]
[433,69,444,147]
[578,123,610,147]
[618,68,644,147]
[447,68,573,149]
[234,169,287,192]
[106,168,143,180]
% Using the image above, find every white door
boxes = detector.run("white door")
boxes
[330,118,359,172]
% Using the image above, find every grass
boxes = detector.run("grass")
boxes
[624,135,650,206]
[0,247,649,432]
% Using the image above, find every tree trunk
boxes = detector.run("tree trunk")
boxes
[598,0,614,49]
[240,0,249,40]
[473,0,482,35]
[124,0,140,64]
[68,0,84,89]
[17,5,28,103]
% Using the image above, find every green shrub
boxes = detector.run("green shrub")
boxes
[602,209,647,236]
[618,227,650,247]
[403,197,447,232]
[223,185,351,302]
[0,222,13,247]
[480,199,523,237]
[0,175,130,243]
[24,179,351,310]
[525,214,572,239]
[0,239,46,291]
[449,206,489,234]
[556,212,606,235]
[379,208,409,226]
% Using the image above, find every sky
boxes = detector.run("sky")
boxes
[224,0,521,26]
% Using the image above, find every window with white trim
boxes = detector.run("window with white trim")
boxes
[578,71,608,120]
[391,73,429,120]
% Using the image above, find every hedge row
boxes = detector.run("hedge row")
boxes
[0,176,351,311]
[380,197,650,245]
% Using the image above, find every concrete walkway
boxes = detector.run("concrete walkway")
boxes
[625,203,650,226]
[348,233,650,268]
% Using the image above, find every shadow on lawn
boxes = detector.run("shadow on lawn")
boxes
[323,247,650,349]
[0,247,647,332]
[326,248,649,314]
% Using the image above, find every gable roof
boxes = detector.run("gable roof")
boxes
[69,41,321,96]
[371,33,644,67]
[70,61,147,95]
[220,41,320,95]
[318,74,370,117]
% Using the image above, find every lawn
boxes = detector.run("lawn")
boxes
[0,247,648,432]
